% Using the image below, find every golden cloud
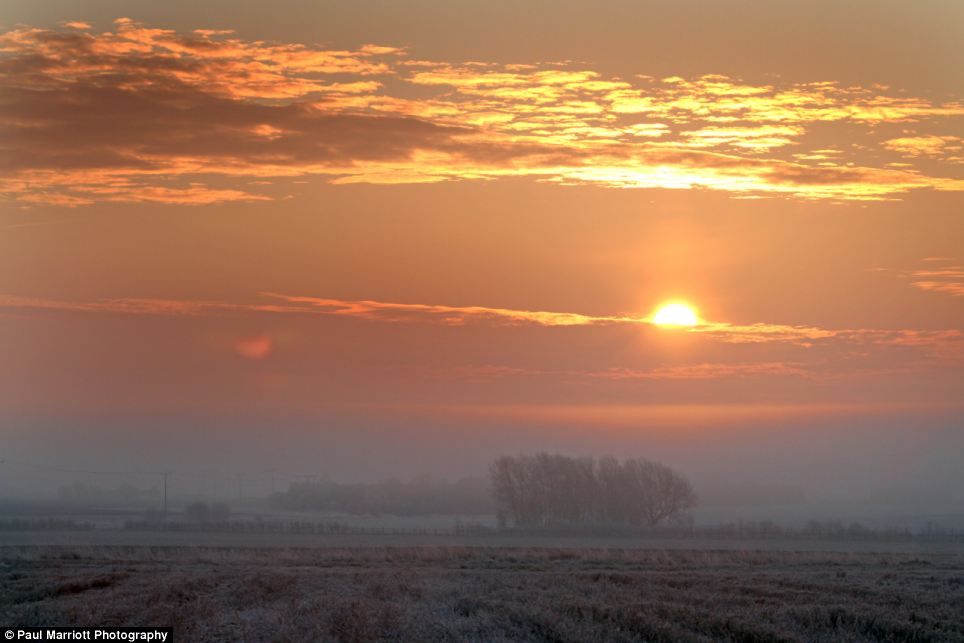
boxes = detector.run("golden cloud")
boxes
[883,135,963,160]
[1,21,963,205]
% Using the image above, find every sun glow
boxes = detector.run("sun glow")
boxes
[651,303,699,327]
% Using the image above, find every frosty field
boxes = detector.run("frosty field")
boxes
[3,545,963,642]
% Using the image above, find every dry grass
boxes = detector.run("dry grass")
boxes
[2,546,963,642]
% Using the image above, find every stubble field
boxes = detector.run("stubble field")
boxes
[2,545,963,642]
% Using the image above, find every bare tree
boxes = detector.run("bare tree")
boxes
[632,459,698,526]
[489,453,697,529]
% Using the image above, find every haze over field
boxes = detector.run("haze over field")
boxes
[0,1,962,524]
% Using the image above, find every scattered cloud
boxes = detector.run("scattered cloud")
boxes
[882,135,963,161]
[893,258,964,298]
[1,20,962,205]
[677,125,804,151]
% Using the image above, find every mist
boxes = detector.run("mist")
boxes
[4,408,962,530]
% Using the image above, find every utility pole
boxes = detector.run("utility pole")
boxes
[162,471,169,523]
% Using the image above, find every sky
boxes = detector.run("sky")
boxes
[0,1,962,503]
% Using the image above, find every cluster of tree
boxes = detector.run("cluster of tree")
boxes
[269,475,495,515]
[489,453,697,528]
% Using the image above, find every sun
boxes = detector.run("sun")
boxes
[651,302,699,327]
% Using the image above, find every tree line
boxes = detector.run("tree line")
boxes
[269,475,494,515]
[489,453,696,528]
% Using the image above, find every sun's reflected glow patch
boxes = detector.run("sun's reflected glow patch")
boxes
[235,335,273,360]
[651,303,699,327]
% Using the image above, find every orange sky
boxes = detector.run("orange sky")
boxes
[0,1,962,492]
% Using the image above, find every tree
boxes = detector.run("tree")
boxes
[632,459,698,526]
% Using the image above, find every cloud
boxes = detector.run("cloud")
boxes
[441,362,809,383]
[582,362,810,380]
[913,282,964,297]
[0,294,296,316]
[1,21,962,205]
[441,361,940,384]
[1,291,961,355]
[883,135,963,161]
[260,293,639,326]
[893,258,964,298]
[407,401,953,427]
[2,290,961,386]
[678,125,804,151]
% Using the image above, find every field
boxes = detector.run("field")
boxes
[2,545,963,642]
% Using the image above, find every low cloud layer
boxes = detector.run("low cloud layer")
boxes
[1,19,962,206]
[1,291,960,384]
